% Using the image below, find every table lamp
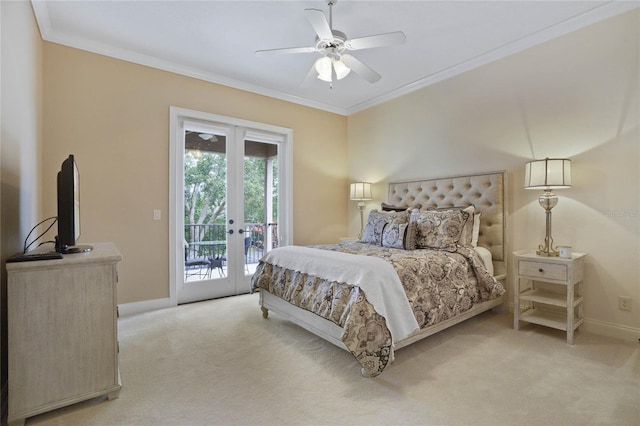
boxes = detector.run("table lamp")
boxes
[524,158,572,256]
[350,182,373,239]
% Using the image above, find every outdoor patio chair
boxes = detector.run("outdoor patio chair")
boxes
[184,241,211,280]
[208,256,225,277]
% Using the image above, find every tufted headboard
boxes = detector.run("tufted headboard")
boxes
[388,171,506,278]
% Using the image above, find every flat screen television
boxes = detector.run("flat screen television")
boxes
[56,155,92,254]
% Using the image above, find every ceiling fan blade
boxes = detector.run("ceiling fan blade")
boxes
[344,31,406,50]
[341,54,381,83]
[255,46,317,56]
[304,8,333,41]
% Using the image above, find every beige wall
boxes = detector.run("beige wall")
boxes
[348,10,639,337]
[1,1,43,256]
[1,0,44,409]
[42,43,347,303]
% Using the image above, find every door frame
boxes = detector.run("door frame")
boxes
[168,106,293,306]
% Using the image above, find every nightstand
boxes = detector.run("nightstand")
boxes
[513,250,587,344]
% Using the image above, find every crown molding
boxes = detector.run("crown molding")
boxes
[32,1,637,117]
[31,0,349,115]
[346,1,640,115]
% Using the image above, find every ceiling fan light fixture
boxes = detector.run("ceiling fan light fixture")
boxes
[333,59,351,80]
[198,133,218,142]
[256,1,405,86]
[315,56,333,82]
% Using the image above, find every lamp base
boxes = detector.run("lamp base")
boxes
[536,249,559,257]
[537,191,559,257]
[357,202,365,240]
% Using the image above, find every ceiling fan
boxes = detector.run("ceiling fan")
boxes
[255,0,406,85]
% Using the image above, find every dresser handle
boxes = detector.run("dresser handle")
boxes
[538,268,544,273]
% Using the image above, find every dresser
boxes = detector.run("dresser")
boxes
[6,242,122,426]
[513,250,587,344]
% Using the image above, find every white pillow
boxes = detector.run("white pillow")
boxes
[474,245,493,275]
[471,213,481,247]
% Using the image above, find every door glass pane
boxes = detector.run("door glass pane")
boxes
[243,140,279,276]
[183,131,227,282]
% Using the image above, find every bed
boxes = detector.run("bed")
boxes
[251,171,507,377]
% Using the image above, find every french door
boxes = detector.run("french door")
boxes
[170,107,292,305]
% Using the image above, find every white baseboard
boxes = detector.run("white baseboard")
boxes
[507,301,639,342]
[583,318,640,343]
[118,297,173,317]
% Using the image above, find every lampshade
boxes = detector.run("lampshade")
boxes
[350,182,373,201]
[315,57,332,82]
[524,158,571,190]
[332,59,351,80]
[315,56,351,82]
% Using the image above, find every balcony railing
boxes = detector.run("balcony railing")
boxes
[184,222,278,264]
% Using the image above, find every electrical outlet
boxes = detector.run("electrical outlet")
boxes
[618,296,632,311]
[153,209,161,221]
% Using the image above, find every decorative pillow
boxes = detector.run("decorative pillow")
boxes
[381,202,408,212]
[361,210,410,245]
[409,209,470,251]
[471,213,481,247]
[404,219,417,250]
[427,205,475,247]
[458,206,476,247]
[381,223,409,249]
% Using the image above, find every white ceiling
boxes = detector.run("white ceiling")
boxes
[32,1,637,116]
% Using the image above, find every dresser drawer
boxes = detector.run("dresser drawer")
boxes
[518,260,567,281]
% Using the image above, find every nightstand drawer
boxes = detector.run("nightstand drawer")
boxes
[518,260,567,281]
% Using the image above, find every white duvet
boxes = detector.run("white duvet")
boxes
[261,246,420,344]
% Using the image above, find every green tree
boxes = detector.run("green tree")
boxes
[184,151,226,242]
[244,157,265,223]
[185,151,278,243]
[244,157,278,222]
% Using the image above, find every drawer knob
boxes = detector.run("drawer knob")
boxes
[538,268,544,273]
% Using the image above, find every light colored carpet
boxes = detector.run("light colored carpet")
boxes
[29,293,639,426]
